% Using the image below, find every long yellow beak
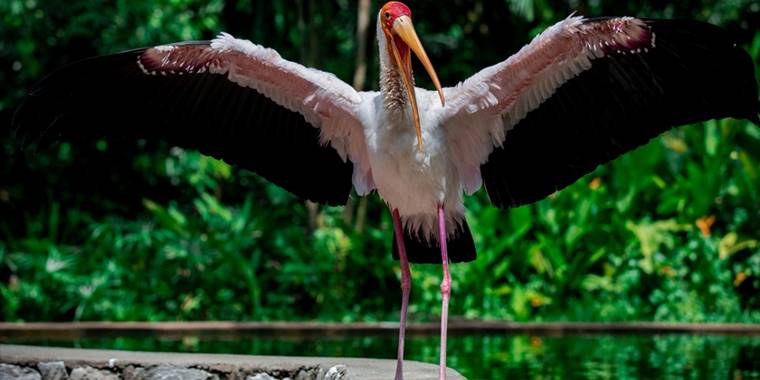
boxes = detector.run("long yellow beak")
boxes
[390,15,444,151]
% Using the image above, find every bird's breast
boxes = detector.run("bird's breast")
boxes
[365,104,456,217]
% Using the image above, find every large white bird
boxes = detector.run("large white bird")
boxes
[13,1,760,379]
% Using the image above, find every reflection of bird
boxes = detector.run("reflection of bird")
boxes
[13,0,760,378]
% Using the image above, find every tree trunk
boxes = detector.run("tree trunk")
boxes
[352,0,371,90]
[343,0,372,231]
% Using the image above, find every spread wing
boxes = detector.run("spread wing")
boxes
[13,33,372,205]
[441,17,760,207]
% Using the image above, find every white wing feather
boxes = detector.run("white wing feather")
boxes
[439,16,654,190]
[144,32,375,193]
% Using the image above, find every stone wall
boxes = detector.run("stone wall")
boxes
[0,345,465,380]
[0,362,344,380]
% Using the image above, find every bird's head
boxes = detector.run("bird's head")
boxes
[379,1,444,151]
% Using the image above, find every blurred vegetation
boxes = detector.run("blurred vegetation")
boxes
[1,0,759,323]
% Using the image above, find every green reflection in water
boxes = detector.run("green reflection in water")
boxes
[4,334,759,379]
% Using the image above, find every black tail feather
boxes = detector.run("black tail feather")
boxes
[392,219,476,264]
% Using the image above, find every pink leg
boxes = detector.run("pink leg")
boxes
[437,205,451,380]
[392,209,411,380]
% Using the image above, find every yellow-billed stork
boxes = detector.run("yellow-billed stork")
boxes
[13,1,760,379]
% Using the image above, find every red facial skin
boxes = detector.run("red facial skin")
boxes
[381,1,412,30]
[381,2,413,67]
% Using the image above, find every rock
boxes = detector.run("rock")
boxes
[0,364,42,380]
[293,368,318,380]
[121,366,144,380]
[69,367,119,380]
[295,366,328,380]
[143,367,216,380]
[312,367,326,380]
[37,362,68,380]
[323,366,347,380]
[245,374,276,380]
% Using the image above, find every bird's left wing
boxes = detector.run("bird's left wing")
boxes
[441,17,759,207]
[13,33,371,205]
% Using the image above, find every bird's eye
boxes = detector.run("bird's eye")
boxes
[384,12,391,20]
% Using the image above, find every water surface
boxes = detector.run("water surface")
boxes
[3,332,759,379]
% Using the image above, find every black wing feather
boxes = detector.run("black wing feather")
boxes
[482,19,760,208]
[13,44,353,206]
[392,219,476,264]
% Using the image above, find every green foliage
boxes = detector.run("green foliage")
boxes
[443,117,760,323]
[1,0,759,323]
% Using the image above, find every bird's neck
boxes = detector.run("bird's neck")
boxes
[377,21,412,115]
[380,64,411,113]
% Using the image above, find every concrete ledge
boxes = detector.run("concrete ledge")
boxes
[0,345,466,380]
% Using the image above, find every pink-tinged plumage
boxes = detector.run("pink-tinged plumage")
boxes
[137,34,377,198]
[442,16,656,180]
[129,16,664,244]
[13,3,759,380]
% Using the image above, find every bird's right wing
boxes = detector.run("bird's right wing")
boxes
[441,17,759,208]
[13,33,373,205]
